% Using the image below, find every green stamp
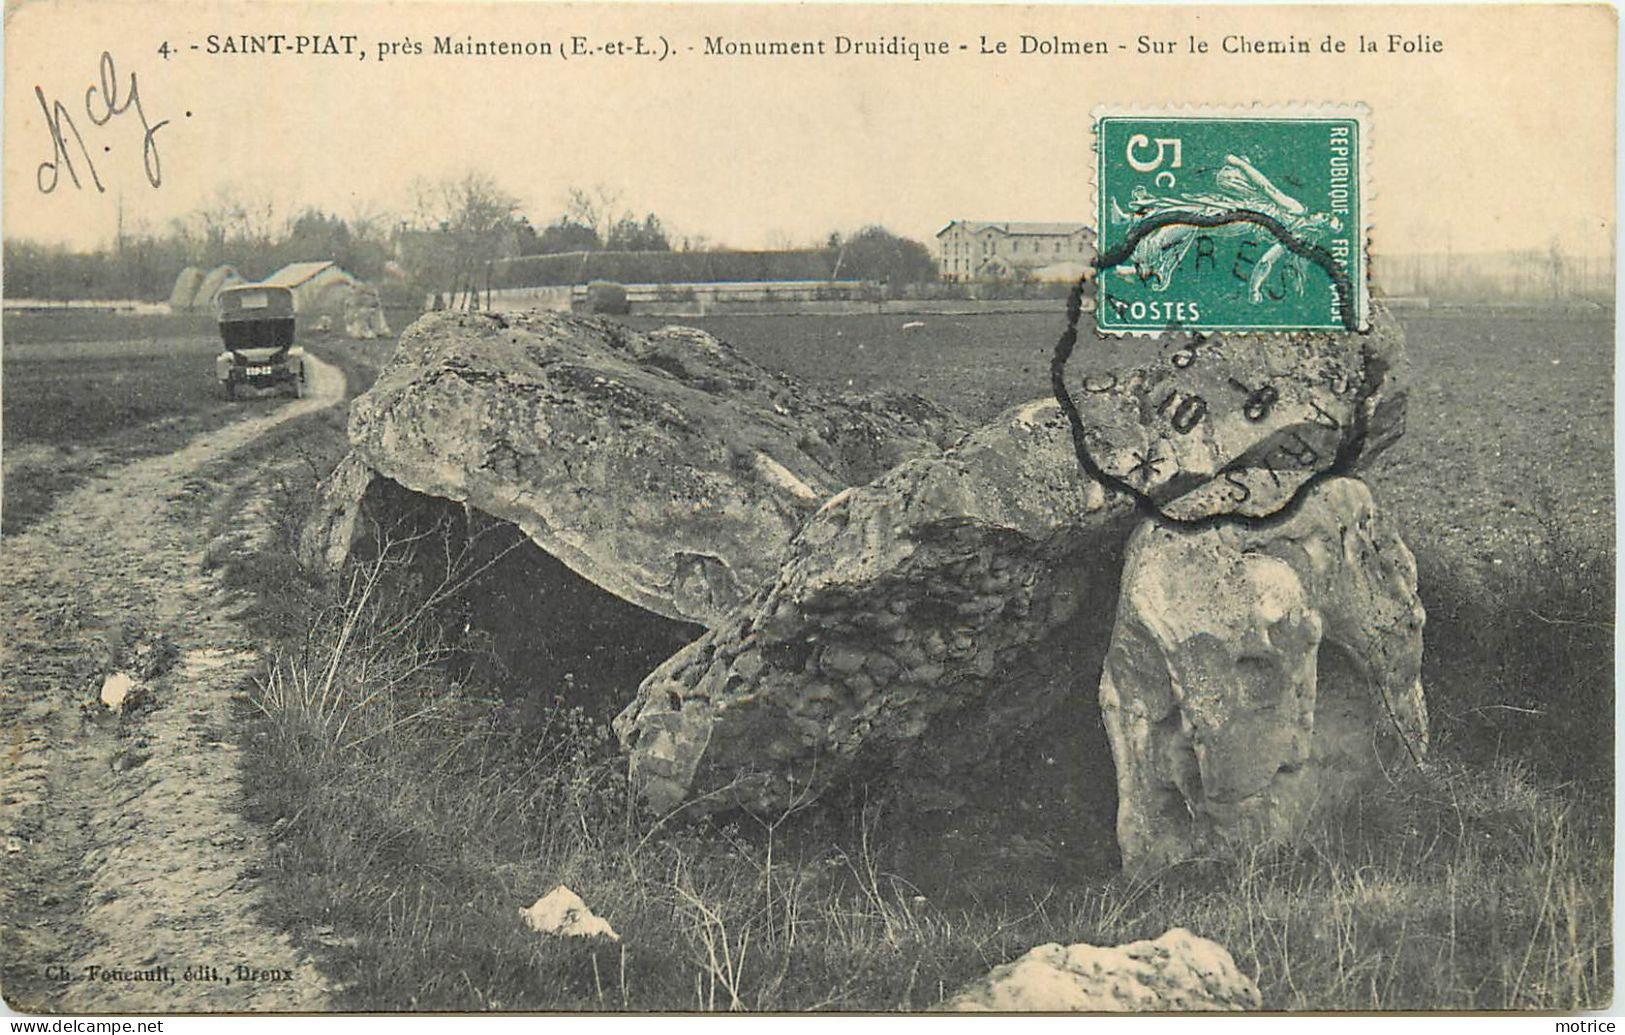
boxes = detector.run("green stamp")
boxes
[1094,107,1368,334]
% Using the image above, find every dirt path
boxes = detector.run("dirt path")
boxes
[2,358,346,1013]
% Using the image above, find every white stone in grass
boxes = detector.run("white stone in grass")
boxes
[944,927,1260,1012]
[100,672,138,712]
[520,885,619,942]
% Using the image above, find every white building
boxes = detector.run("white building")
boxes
[935,221,1095,282]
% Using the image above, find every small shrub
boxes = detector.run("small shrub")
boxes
[584,281,630,315]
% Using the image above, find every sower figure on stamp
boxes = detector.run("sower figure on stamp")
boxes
[1111,153,1344,304]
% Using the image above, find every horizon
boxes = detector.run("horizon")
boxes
[3,228,1617,265]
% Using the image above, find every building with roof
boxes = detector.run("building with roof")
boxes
[263,261,360,317]
[493,249,844,288]
[935,221,1095,282]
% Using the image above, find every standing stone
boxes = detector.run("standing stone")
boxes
[944,927,1261,1011]
[1100,476,1427,874]
[298,453,379,573]
[343,283,391,339]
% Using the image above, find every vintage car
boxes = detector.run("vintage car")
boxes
[214,283,307,399]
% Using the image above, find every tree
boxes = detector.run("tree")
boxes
[405,171,521,309]
[559,184,670,252]
[4,231,189,302]
[344,199,394,247]
[3,191,399,304]
[1547,238,1568,300]
[832,225,937,287]
[157,182,298,278]
[512,215,540,256]
[563,184,623,242]
[535,218,601,254]
[271,208,391,281]
[606,213,670,252]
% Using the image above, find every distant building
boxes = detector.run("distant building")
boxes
[263,261,359,316]
[935,221,1095,282]
[493,249,843,287]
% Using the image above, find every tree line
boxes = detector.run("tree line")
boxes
[4,172,940,303]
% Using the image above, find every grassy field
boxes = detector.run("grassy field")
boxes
[7,302,1610,1010]
[3,312,247,534]
[5,321,226,442]
[628,310,1064,427]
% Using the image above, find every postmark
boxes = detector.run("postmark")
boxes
[1050,311,1396,522]
[1054,104,1387,523]
[1094,107,1368,334]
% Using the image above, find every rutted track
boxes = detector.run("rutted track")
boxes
[1,357,345,1013]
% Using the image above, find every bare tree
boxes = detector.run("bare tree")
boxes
[405,171,521,310]
[345,198,395,247]
[1547,238,1568,301]
[563,183,624,241]
[171,183,282,272]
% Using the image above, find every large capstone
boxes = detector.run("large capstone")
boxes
[1100,476,1428,874]
[614,399,1140,816]
[303,311,966,628]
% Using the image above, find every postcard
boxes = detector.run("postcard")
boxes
[1,0,1615,1016]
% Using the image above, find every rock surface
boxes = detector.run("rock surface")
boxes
[307,311,966,627]
[614,398,1139,815]
[298,452,378,573]
[1059,301,1407,521]
[944,927,1261,1012]
[1100,476,1428,874]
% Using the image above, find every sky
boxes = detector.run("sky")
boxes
[3,1,1616,257]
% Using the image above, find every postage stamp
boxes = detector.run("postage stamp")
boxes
[1093,107,1369,334]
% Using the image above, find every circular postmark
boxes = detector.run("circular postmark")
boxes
[1051,226,1390,523]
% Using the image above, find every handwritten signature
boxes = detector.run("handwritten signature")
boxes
[37,51,170,194]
